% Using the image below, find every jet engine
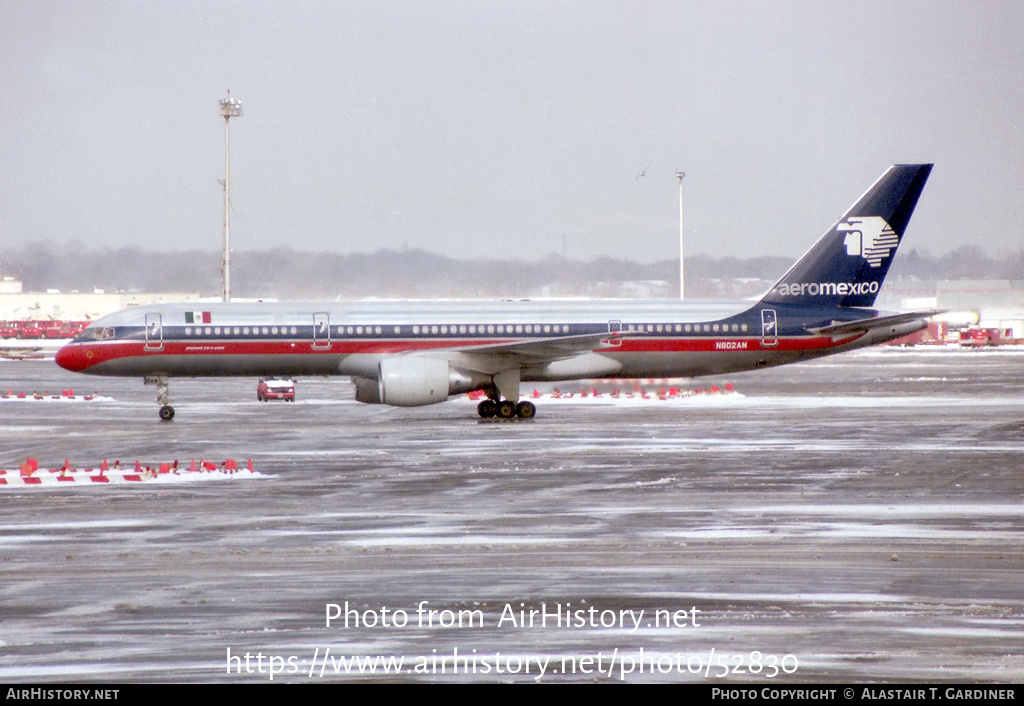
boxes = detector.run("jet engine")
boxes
[363,357,489,407]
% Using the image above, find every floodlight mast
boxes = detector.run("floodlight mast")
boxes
[219,91,243,302]
[676,170,685,299]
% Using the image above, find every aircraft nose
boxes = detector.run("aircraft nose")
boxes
[55,343,90,372]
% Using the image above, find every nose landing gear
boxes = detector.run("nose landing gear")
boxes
[145,374,175,421]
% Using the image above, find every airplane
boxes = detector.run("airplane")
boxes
[0,338,65,360]
[56,164,937,421]
[0,347,45,360]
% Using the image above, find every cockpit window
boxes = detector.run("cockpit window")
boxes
[84,326,115,341]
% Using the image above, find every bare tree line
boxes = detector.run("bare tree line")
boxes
[1,242,1018,300]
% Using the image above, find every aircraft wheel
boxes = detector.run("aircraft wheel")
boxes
[516,401,536,419]
[497,400,517,418]
[477,399,497,418]
[159,405,175,421]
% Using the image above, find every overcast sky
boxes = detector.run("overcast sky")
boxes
[1,1,1021,263]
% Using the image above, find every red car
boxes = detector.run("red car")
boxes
[257,379,296,402]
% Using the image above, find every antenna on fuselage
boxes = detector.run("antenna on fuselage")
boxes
[219,90,243,302]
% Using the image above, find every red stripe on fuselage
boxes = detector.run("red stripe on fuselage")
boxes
[57,334,855,374]
[612,337,851,353]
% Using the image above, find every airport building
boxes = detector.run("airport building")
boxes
[0,275,200,322]
[878,279,1024,338]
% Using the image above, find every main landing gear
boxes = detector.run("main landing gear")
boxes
[477,398,536,419]
[145,374,175,421]
[476,369,534,419]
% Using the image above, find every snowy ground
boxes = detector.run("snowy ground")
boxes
[0,348,1022,683]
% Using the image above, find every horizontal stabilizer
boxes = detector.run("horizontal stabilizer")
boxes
[806,310,946,337]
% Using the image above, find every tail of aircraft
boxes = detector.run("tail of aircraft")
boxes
[762,164,932,309]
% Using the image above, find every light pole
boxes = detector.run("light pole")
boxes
[219,91,243,302]
[676,170,685,299]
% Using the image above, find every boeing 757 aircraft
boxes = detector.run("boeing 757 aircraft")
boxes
[56,164,936,421]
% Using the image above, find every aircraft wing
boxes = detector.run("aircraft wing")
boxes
[805,310,945,337]
[448,330,623,364]
[427,332,626,395]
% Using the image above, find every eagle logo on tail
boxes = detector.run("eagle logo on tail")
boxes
[838,216,899,268]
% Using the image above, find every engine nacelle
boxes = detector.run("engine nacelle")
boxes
[379,357,449,406]
[375,357,488,407]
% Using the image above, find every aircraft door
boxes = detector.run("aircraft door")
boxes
[145,313,163,351]
[605,320,623,346]
[761,309,778,347]
[313,313,331,349]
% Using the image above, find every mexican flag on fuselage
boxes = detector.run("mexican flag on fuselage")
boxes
[185,311,212,324]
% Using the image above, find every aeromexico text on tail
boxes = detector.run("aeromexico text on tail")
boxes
[56,163,938,420]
